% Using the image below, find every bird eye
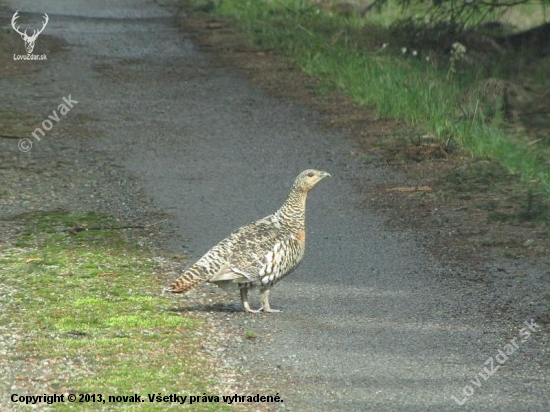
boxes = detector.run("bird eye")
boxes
[307,172,314,177]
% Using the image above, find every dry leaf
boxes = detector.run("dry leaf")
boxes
[98,272,121,277]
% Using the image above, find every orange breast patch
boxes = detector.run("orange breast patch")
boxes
[296,229,306,248]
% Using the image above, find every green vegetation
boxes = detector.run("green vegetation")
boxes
[0,211,230,411]
[244,329,257,340]
[183,0,550,211]
[369,0,549,30]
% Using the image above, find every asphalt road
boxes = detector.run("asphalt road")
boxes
[4,0,548,410]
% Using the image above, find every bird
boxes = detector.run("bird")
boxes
[165,169,330,313]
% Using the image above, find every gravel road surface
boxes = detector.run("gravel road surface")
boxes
[2,0,548,410]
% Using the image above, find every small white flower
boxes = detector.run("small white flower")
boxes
[401,47,407,54]
[412,50,418,56]
[451,42,466,55]
[381,43,388,49]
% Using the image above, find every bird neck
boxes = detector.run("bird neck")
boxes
[276,185,307,229]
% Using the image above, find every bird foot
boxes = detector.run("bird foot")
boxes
[245,306,282,313]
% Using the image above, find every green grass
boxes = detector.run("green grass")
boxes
[0,211,232,411]
[182,0,550,206]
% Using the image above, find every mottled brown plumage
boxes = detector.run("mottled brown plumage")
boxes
[165,169,330,313]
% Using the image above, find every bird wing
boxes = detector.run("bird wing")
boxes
[209,216,300,284]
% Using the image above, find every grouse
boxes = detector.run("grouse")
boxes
[165,169,330,313]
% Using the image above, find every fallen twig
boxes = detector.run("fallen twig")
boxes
[387,186,432,192]
[0,134,26,139]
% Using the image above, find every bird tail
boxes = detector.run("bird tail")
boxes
[164,270,206,294]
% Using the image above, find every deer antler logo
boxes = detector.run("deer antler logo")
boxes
[11,11,49,54]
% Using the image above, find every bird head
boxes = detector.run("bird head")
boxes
[293,169,331,192]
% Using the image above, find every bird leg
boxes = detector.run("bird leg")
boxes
[240,288,261,313]
[259,288,282,313]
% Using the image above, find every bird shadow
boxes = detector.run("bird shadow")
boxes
[167,302,244,313]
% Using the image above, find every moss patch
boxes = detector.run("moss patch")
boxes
[0,211,231,411]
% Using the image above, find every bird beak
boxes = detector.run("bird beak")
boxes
[321,172,331,178]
